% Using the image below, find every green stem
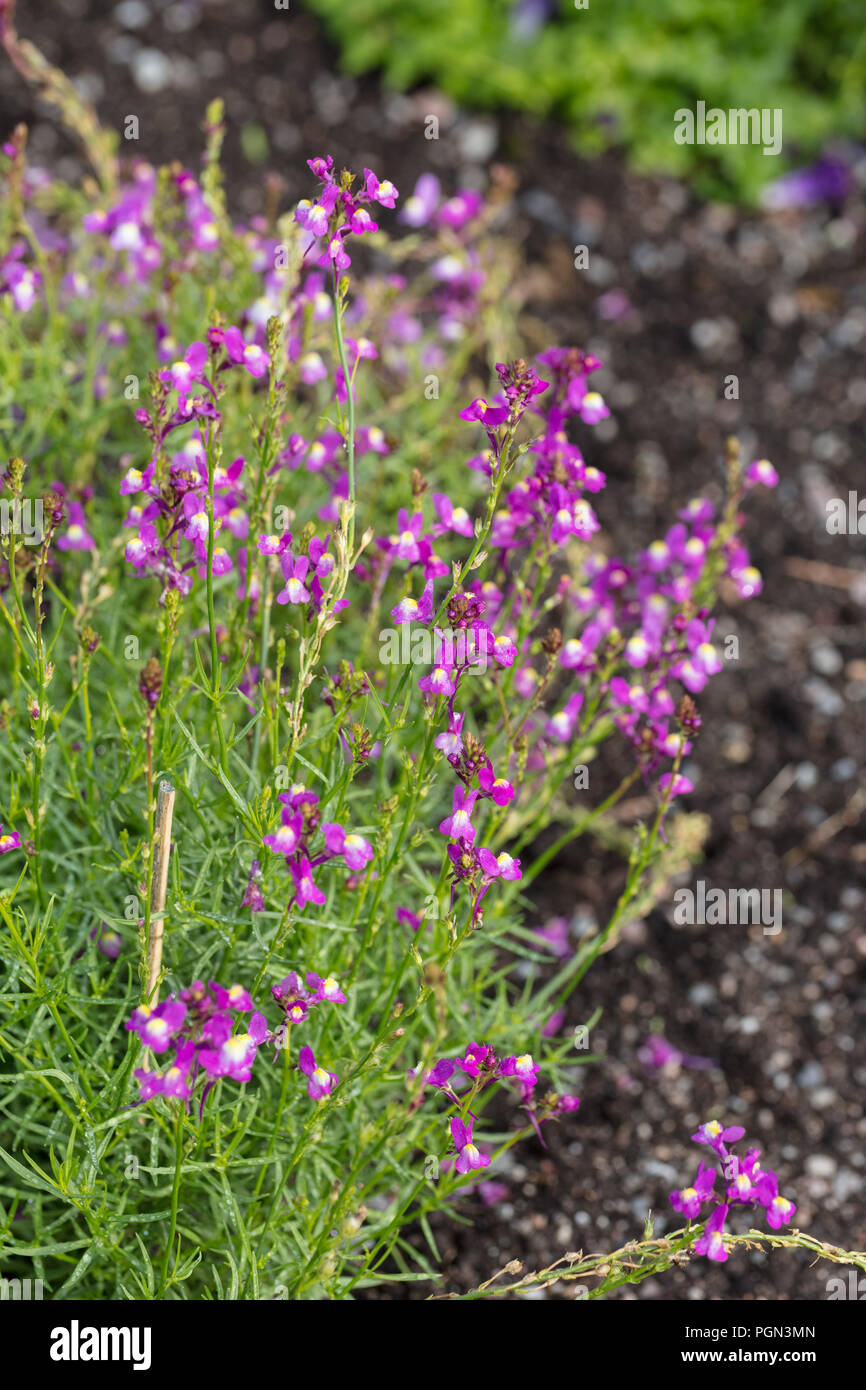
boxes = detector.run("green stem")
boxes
[332,268,356,553]
[159,1106,184,1298]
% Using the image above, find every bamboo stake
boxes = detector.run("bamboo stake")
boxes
[146,780,175,1005]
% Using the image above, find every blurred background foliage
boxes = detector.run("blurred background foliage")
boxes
[302,0,866,202]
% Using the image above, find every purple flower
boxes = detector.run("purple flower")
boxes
[299,1043,338,1100]
[418,664,456,698]
[459,397,509,428]
[90,922,123,959]
[321,822,374,871]
[363,169,399,208]
[134,1040,197,1102]
[127,984,264,1100]
[744,458,779,489]
[439,784,479,842]
[658,772,694,799]
[534,916,571,958]
[499,1053,540,1091]
[755,1172,797,1229]
[424,1058,457,1090]
[319,231,352,272]
[0,825,21,854]
[388,508,424,563]
[276,553,311,606]
[163,340,208,396]
[477,766,515,806]
[670,1162,717,1219]
[211,982,253,1013]
[399,173,441,228]
[391,578,434,626]
[694,1203,729,1263]
[126,999,187,1053]
[435,711,465,757]
[263,811,303,858]
[56,501,95,552]
[200,1012,267,1081]
[639,1034,716,1072]
[762,154,852,210]
[450,1115,490,1174]
[672,1125,797,1260]
[478,1180,510,1206]
[241,859,265,911]
[397,906,424,932]
[691,1120,745,1152]
[272,971,313,1026]
[457,1043,497,1080]
[433,491,474,538]
[476,848,522,882]
[305,971,347,1004]
[223,325,269,378]
[289,856,326,908]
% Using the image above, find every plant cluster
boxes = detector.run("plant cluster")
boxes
[0,27,841,1300]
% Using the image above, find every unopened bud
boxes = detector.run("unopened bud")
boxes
[138,656,163,708]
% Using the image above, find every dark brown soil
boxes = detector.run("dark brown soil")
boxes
[3,0,865,1300]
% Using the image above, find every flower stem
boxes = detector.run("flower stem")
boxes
[159,1105,184,1299]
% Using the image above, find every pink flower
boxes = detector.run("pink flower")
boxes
[418,665,456,698]
[499,1052,539,1090]
[670,1162,716,1220]
[263,812,303,857]
[134,1040,197,1102]
[477,848,522,883]
[364,169,399,208]
[477,767,515,806]
[433,492,474,538]
[223,325,269,379]
[435,712,465,757]
[439,785,479,843]
[756,1173,796,1229]
[57,502,95,552]
[745,458,778,489]
[694,1204,729,1262]
[299,1043,338,1100]
[200,1012,267,1082]
[458,1043,497,1079]
[276,553,311,606]
[659,772,694,799]
[391,578,434,626]
[164,340,208,395]
[450,1115,490,1174]
[0,824,21,854]
[305,971,347,1004]
[125,999,187,1054]
[399,173,441,228]
[290,856,326,907]
[322,822,374,871]
[459,397,509,427]
[491,634,518,668]
[211,983,253,1012]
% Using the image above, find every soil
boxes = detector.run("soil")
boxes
[2,0,865,1300]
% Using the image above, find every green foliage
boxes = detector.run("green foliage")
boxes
[0,139,628,1301]
[303,0,866,202]
[0,28,855,1300]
